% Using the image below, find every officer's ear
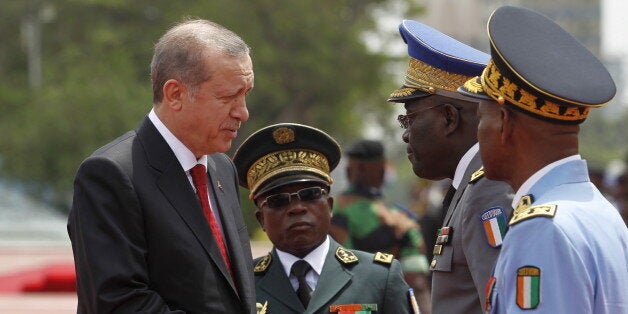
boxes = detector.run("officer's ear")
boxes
[326,195,334,212]
[442,103,460,135]
[255,209,265,231]
[499,106,514,144]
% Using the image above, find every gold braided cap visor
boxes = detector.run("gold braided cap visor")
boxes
[389,57,475,100]
[480,59,591,123]
[247,149,332,199]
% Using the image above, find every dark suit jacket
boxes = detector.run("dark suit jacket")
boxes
[253,239,412,314]
[68,117,256,313]
[430,152,513,314]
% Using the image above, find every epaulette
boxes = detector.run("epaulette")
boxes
[253,253,272,274]
[509,204,557,226]
[469,167,484,183]
[335,247,359,265]
[373,252,393,265]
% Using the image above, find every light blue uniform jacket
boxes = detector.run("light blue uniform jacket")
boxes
[490,160,628,313]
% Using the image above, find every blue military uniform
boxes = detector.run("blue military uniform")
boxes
[458,6,628,313]
[488,158,628,313]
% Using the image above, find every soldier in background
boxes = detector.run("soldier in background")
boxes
[329,139,431,313]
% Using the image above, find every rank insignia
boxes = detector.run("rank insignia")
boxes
[480,206,507,247]
[509,204,557,226]
[469,167,485,183]
[373,252,393,264]
[335,247,359,264]
[256,301,268,314]
[253,254,272,274]
[330,303,377,313]
[516,266,540,309]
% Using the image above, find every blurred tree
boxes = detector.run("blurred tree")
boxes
[0,0,422,213]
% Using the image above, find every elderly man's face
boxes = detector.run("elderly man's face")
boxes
[255,182,333,258]
[179,52,254,156]
[401,95,452,180]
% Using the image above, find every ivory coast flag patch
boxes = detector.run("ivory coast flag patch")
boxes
[516,266,540,309]
[480,206,507,247]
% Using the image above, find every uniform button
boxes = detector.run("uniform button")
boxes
[430,259,437,268]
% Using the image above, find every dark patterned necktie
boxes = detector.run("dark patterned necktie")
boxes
[291,260,313,307]
[442,185,456,209]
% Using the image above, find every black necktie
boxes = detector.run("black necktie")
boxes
[442,185,456,210]
[291,260,313,307]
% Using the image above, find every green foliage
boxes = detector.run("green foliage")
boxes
[0,0,420,211]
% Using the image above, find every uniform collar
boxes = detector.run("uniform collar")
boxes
[276,235,330,279]
[452,143,479,189]
[512,154,582,208]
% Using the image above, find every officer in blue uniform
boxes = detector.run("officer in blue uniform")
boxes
[458,6,628,313]
[387,20,513,314]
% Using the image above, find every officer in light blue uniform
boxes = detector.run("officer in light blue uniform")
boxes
[459,5,628,313]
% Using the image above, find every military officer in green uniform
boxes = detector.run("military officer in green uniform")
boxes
[233,123,415,314]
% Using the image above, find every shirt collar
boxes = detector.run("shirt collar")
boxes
[512,154,581,208]
[276,235,330,278]
[452,143,479,189]
[148,109,207,171]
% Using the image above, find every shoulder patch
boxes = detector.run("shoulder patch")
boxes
[509,204,557,226]
[469,167,485,183]
[254,253,272,274]
[516,266,541,309]
[373,252,393,265]
[335,247,359,264]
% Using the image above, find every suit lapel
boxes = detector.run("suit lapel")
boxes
[138,117,236,293]
[307,240,352,314]
[258,249,305,313]
[206,155,240,294]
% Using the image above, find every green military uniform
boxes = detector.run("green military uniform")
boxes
[331,187,428,273]
[253,238,412,314]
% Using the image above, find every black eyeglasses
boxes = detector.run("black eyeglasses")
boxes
[259,186,327,209]
[397,103,446,129]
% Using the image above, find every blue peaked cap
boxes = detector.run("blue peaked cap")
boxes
[401,20,489,76]
[389,20,490,102]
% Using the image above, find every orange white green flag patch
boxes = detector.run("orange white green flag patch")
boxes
[516,266,540,309]
[480,206,507,247]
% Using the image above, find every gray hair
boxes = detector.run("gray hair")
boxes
[150,19,250,103]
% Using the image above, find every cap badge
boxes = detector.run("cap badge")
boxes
[272,127,295,144]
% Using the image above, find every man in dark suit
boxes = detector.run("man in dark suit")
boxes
[68,19,256,313]
[233,123,416,314]
[387,20,513,313]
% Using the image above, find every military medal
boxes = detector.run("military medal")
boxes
[433,226,453,255]
[330,303,378,313]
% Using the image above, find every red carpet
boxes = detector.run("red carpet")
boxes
[0,263,76,293]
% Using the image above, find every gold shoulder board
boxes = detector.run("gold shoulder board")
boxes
[254,253,272,274]
[509,204,557,226]
[373,252,393,265]
[469,167,485,183]
[335,247,359,265]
